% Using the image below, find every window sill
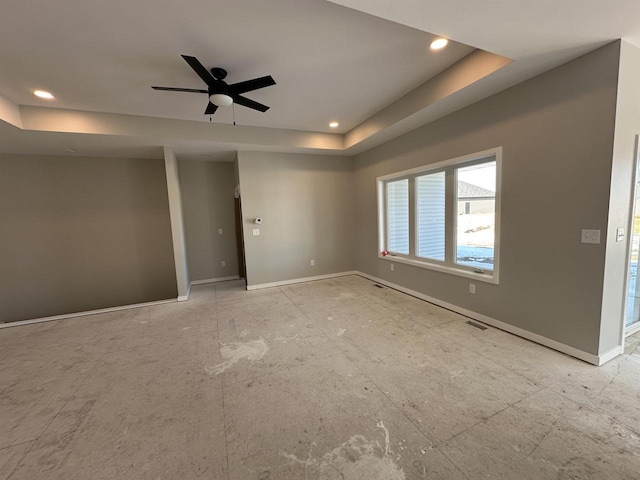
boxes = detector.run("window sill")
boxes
[378,254,499,285]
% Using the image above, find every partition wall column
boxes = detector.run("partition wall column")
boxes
[164,146,190,300]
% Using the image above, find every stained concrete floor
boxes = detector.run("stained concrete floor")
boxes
[1,275,640,480]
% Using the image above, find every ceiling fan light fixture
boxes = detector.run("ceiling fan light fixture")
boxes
[209,93,233,107]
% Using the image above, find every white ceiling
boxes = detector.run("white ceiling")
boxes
[330,0,640,91]
[0,0,472,133]
[1,0,639,160]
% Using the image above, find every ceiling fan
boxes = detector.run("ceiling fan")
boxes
[152,55,276,116]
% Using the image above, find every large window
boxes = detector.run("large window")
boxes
[377,148,501,283]
[386,179,409,255]
[416,171,446,261]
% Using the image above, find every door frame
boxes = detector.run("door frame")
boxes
[621,134,640,343]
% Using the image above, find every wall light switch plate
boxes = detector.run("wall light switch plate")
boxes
[390,263,395,272]
[221,260,225,267]
[252,229,260,236]
[469,283,476,294]
[616,227,625,242]
[581,229,600,244]
[310,259,315,266]
[218,228,223,235]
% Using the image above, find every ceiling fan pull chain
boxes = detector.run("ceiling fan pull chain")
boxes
[232,103,236,126]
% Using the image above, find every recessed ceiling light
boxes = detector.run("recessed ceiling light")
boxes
[430,38,449,50]
[33,90,54,99]
[329,122,339,128]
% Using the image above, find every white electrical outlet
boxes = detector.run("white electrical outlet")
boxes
[390,263,395,272]
[221,260,225,267]
[310,259,315,266]
[218,228,223,235]
[469,283,476,294]
[252,229,260,236]
[581,229,600,244]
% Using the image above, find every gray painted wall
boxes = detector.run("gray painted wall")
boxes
[179,160,239,281]
[353,43,621,355]
[0,154,177,323]
[237,151,355,286]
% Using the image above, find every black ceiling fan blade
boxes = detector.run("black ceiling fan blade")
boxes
[229,76,276,95]
[233,95,269,112]
[181,55,216,87]
[204,102,218,115]
[152,86,208,93]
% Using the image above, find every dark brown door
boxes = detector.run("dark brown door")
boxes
[234,197,246,278]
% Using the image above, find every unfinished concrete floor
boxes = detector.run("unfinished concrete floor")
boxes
[1,275,640,479]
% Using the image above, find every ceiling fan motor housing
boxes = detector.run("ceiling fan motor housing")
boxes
[210,67,227,80]
[209,79,230,96]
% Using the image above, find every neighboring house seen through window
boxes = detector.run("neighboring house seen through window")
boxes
[377,147,501,284]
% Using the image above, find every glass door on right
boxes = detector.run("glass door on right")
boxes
[625,136,640,333]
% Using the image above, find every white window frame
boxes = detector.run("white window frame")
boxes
[377,147,502,284]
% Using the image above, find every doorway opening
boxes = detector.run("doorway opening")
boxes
[234,190,247,281]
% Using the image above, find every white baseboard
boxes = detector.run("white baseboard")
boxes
[191,275,240,286]
[0,298,177,329]
[2,269,624,366]
[597,345,624,365]
[247,271,358,291]
[357,271,616,366]
[181,276,240,301]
